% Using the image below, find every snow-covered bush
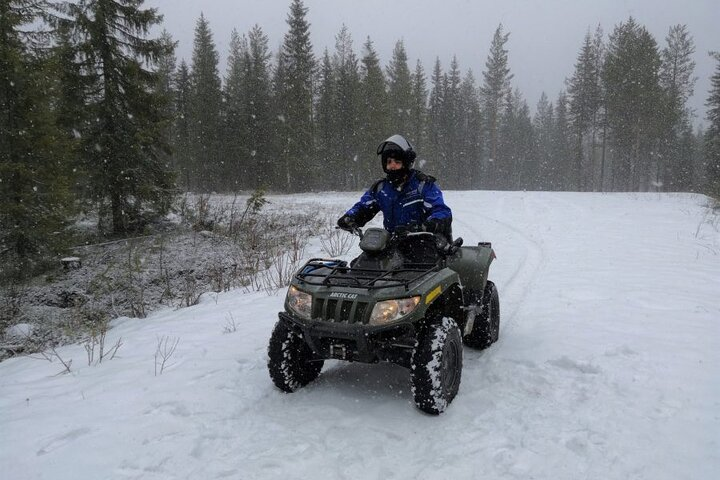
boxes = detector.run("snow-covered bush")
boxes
[0,193,334,361]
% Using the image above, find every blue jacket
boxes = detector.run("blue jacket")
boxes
[345,170,452,234]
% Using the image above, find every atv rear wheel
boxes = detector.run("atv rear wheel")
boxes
[268,320,323,392]
[411,316,463,415]
[463,280,500,349]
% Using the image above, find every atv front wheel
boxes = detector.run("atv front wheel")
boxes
[268,320,323,392]
[411,316,463,415]
[463,280,500,349]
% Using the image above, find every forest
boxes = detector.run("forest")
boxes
[2,0,720,278]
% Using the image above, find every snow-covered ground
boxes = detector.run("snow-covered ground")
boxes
[1,191,719,480]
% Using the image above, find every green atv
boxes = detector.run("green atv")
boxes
[267,227,499,414]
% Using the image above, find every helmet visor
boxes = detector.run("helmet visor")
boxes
[377,134,413,155]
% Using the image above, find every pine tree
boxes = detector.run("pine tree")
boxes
[553,92,573,190]
[480,24,513,188]
[659,25,697,191]
[50,17,88,203]
[408,60,428,165]
[1,0,73,277]
[443,56,462,180]
[52,19,88,146]
[60,0,175,234]
[155,30,177,185]
[515,99,537,190]
[692,126,705,189]
[189,13,222,192]
[333,25,361,189]
[673,115,697,191]
[603,18,663,191]
[173,60,192,188]
[315,49,337,186]
[275,0,316,191]
[427,58,445,171]
[244,25,273,189]
[223,29,249,189]
[271,44,289,191]
[705,52,720,198]
[386,40,413,135]
[358,37,387,184]
[457,70,482,189]
[534,92,555,190]
[497,89,534,189]
[567,29,602,191]
[593,26,609,191]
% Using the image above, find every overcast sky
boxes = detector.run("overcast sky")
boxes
[146,0,719,124]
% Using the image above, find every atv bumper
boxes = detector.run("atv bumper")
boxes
[278,311,416,366]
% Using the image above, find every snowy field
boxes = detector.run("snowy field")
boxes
[1,191,719,480]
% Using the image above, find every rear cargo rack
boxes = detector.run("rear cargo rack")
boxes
[296,258,439,291]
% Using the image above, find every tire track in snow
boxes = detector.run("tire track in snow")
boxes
[451,192,546,341]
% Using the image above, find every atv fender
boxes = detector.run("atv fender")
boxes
[447,244,495,297]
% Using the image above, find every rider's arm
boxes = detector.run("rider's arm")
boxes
[423,182,452,222]
[422,182,453,240]
[345,187,380,227]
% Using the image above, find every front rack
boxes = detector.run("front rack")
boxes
[295,258,439,291]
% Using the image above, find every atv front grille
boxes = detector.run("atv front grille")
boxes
[313,297,369,324]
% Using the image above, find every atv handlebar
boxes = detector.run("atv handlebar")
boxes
[335,225,463,256]
[335,225,363,238]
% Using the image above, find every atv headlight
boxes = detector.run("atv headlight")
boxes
[369,296,421,326]
[287,285,312,320]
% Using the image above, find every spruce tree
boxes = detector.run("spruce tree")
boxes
[50,17,88,202]
[58,0,175,235]
[315,49,337,186]
[692,126,705,189]
[458,70,482,189]
[443,56,462,181]
[155,30,177,185]
[705,52,720,198]
[173,60,192,188]
[497,89,534,189]
[358,37,387,184]
[244,25,273,190]
[427,58,445,171]
[409,60,428,160]
[189,13,222,192]
[534,92,555,190]
[52,19,88,147]
[515,99,537,190]
[553,92,573,190]
[386,40,413,136]
[659,25,697,191]
[593,25,609,191]
[603,18,663,191]
[333,25,361,189]
[276,0,316,191]
[567,30,602,191]
[223,29,250,189]
[271,45,289,191]
[496,91,516,189]
[0,0,73,277]
[480,24,513,188]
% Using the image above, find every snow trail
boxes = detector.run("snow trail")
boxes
[1,191,718,480]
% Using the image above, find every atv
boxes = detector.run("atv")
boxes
[267,227,499,414]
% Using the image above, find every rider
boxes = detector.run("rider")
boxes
[337,134,453,245]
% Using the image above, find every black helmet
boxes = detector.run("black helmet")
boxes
[377,134,417,174]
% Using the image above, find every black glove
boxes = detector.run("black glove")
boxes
[424,217,442,233]
[433,233,451,254]
[336,214,356,231]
